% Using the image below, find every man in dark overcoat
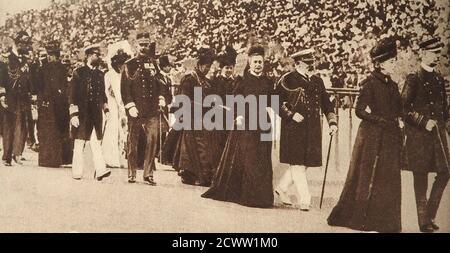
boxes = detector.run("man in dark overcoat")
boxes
[402,36,449,232]
[69,43,111,181]
[274,48,338,211]
[0,31,33,166]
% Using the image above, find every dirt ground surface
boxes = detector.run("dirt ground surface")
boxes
[0,109,449,232]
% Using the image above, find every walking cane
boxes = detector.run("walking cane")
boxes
[319,132,334,209]
[435,124,450,173]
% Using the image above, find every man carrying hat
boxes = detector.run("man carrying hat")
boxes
[35,40,72,168]
[69,43,111,181]
[401,36,449,233]
[0,31,33,166]
[121,32,170,185]
[274,47,338,211]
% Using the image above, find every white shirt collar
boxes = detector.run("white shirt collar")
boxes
[421,62,434,72]
[250,70,262,77]
[221,72,234,79]
[87,62,95,70]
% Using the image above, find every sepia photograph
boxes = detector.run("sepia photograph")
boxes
[0,0,449,239]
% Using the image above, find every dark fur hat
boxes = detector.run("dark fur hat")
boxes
[218,45,238,68]
[370,37,397,63]
[197,46,216,65]
[247,44,265,57]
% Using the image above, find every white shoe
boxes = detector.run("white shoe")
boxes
[275,189,292,205]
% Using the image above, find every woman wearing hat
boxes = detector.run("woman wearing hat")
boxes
[328,37,403,232]
[174,46,222,187]
[102,49,130,168]
[36,40,72,168]
[202,44,275,208]
[211,45,238,152]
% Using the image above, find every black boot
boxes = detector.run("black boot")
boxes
[417,200,433,233]
[144,176,157,186]
[427,172,449,231]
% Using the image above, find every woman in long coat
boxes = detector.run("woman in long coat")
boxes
[327,37,403,232]
[202,45,275,208]
[36,41,72,167]
[174,47,222,187]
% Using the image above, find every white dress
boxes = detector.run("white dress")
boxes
[102,69,127,167]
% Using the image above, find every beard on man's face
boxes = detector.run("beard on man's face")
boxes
[90,58,101,67]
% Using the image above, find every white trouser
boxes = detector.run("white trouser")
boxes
[277,165,311,206]
[72,129,109,179]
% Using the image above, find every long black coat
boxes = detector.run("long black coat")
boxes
[36,61,72,167]
[211,74,235,150]
[173,69,222,186]
[202,71,275,208]
[69,65,108,140]
[275,71,336,167]
[401,68,450,173]
[328,70,402,232]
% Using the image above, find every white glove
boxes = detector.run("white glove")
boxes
[129,107,139,118]
[292,113,304,123]
[71,116,80,128]
[425,119,437,132]
[159,96,166,107]
[329,125,338,135]
[0,97,7,109]
[398,119,405,129]
[236,116,244,126]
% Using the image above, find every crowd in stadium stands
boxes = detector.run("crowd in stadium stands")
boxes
[1,0,449,87]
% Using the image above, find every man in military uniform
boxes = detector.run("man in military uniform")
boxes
[274,48,338,211]
[0,31,33,166]
[69,43,111,181]
[402,36,449,232]
[121,32,170,185]
[155,55,173,165]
